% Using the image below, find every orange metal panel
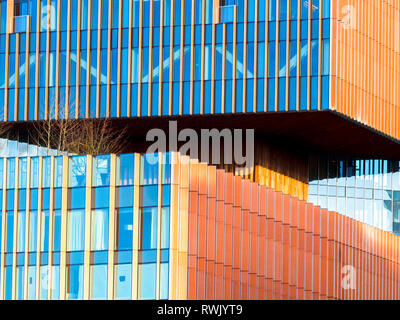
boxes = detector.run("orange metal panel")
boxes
[188,255,197,300]
[282,222,290,300]
[225,173,234,205]
[207,197,216,261]
[188,192,199,256]
[250,212,258,275]
[216,201,225,264]
[224,204,233,267]
[199,163,208,195]
[216,170,225,201]
[232,268,240,300]
[242,180,250,211]
[224,266,232,300]
[198,195,207,258]
[234,176,242,207]
[289,198,298,300]
[266,217,274,280]
[206,260,215,300]
[215,263,224,300]
[312,206,321,299]
[189,161,199,191]
[273,191,282,300]
[197,257,206,300]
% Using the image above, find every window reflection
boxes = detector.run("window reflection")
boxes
[308,156,400,234]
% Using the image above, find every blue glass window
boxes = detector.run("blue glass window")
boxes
[116,208,133,251]
[67,210,85,251]
[91,209,109,251]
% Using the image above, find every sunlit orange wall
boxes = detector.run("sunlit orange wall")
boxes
[169,154,400,300]
[218,140,309,201]
[330,0,400,140]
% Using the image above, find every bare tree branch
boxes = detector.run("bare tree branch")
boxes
[31,97,127,156]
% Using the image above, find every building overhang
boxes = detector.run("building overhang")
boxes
[7,110,400,160]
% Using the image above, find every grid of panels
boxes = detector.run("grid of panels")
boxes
[0,0,331,121]
[0,151,400,299]
[308,157,400,235]
[0,152,172,300]
[183,155,400,300]
[330,0,400,141]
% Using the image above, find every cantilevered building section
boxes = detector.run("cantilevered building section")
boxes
[0,0,399,300]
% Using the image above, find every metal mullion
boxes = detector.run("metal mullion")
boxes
[168,0,175,116]
[24,16,31,121]
[0,159,7,300]
[148,0,155,116]
[83,155,92,300]
[14,33,20,121]
[200,0,205,114]
[131,153,141,300]
[54,0,61,119]
[127,0,133,117]
[85,0,93,118]
[106,0,112,118]
[47,157,55,300]
[168,152,180,299]
[59,156,69,300]
[274,0,279,112]
[264,0,269,112]
[35,158,43,300]
[107,154,117,299]
[253,0,259,114]
[231,5,237,113]
[34,0,40,120]
[318,3,322,110]
[242,0,248,113]
[189,0,195,115]
[65,0,72,118]
[179,0,185,115]
[156,153,163,300]
[44,0,52,120]
[11,158,19,300]
[158,0,164,116]
[23,158,31,300]
[75,0,82,119]
[95,0,102,118]
[116,0,123,118]
[137,0,144,116]
[4,31,9,121]
[210,18,216,114]
[285,0,290,111]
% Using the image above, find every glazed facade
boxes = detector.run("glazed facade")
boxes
[0,0,399,300]
[308,157,400,236]
[0,152,400,300]
[0,0,331,120]
[0,152,172,300]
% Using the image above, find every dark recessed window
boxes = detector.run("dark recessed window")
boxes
[14,0,29,16]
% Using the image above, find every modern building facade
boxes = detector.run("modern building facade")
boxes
[1,151,400,300]
[0,0,399,300]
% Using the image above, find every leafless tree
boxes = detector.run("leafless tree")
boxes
[0,106,11,138]
[68,117,128,155]
[31,97,127,155]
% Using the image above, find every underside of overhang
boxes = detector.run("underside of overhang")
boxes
[6,110,400,160]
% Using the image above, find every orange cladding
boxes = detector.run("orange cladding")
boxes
[168,153,400,300]
[330,0,400,140]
